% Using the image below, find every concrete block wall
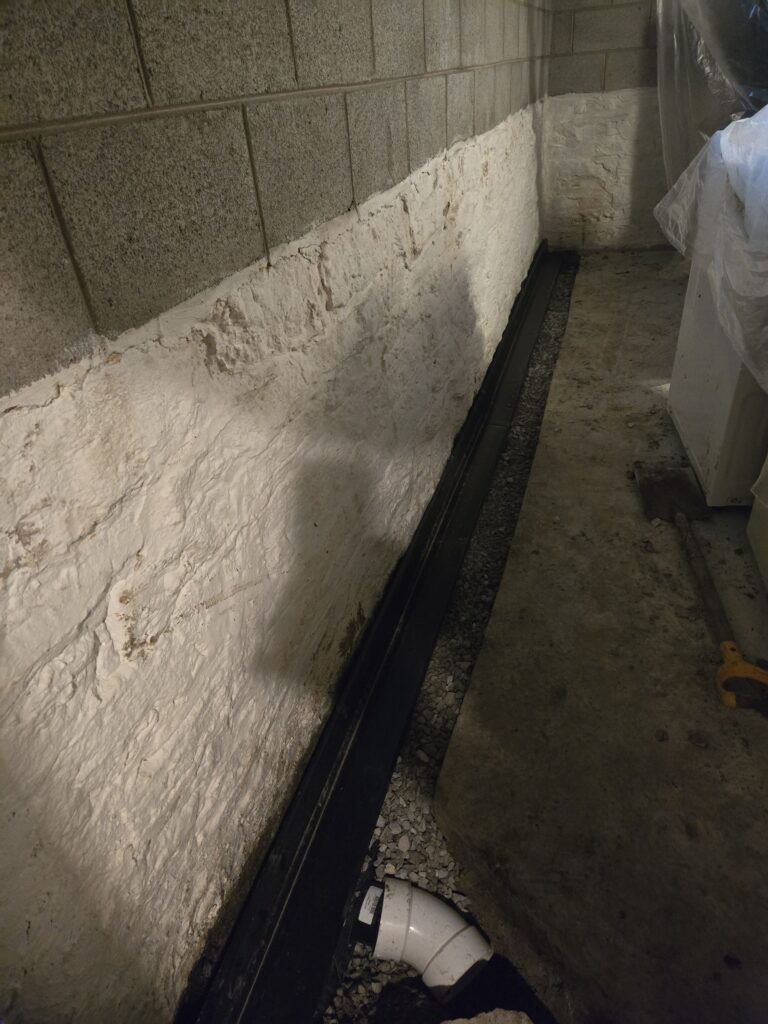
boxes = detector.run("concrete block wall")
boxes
[549,0,657,96]
[0,0,554,397]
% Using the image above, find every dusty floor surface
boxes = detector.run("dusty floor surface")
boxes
[322,263,578,1024]
[436,252,768,1024]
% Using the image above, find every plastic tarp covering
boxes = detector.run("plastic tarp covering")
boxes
[655,107,768,395]
[657,0,768,185]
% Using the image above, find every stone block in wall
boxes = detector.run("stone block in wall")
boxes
[346,83,408,203]
[131,0,296,104]
[503,0,519,59]
[372,0,425,77]
[485,0,504,62]
[461,0,485,66]
[406,77,447,171]
[41,110,264,332]
[0,0,146,126]
[605,48,657,90]
[447,71,475,145]
[573,3,654,53]
[552,11,574,55]
[548,52,604,95]
[289,0,374,87]
[520,58,549,104]
[494,62,512,125]
[474,65,495,133]
[510,61,526,113]
[425,0,461,71]
[0,141,92,395]
[247,95,353,248]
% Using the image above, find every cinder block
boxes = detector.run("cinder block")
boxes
[425,0,461,71]
[372,0,425,76]
[503,0,519,58]
[0,0,145,126]
[517,4,531,59]
[485,0,504,62]
[605,47,657,89]
[289,0,374,87]
[548,53,604,94]
[510,60,526,113]
[530,56,550,100]
[552,11,574,55]
[247,94,353,247]
[573,3,653,52]
[406,77,447,170]
[474,66,495,133]
[461,0,485,66]
[42,110,264,332]
[346,84,408,203]
[447,71,474,145]
[132,0,295,104]
[0,141,92,394]
[493,62,512,124]
[528,7,552,58]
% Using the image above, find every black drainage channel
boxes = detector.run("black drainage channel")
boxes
[179,242,568,1024]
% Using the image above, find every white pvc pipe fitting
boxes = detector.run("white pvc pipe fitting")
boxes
[369,878,492,995]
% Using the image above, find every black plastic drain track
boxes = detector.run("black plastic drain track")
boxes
[180,242,568,1024]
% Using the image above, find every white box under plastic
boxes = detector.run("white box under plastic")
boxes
[669,260,768,506]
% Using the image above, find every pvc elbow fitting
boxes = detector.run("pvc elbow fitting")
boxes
[365,878,492,998]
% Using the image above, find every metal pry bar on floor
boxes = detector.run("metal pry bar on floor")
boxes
[633,460,768,715]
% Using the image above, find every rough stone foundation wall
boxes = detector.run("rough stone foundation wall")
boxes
[542,87,667,249]
[1,111,541,1022]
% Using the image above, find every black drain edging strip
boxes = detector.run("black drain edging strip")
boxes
[184,242,565,1024]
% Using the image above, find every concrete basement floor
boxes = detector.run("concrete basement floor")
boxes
[436,251,768,1024]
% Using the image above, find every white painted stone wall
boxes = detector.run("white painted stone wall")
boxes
[542,87,668,250]
[0,110,541,1023]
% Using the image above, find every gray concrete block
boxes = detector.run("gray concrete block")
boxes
[461,0,485,66]
[529,7,552,58]
[42,110,264,332]
[503,0,519,58]
[289,0,373,87]
[510,60,526,113]
[493,62,512,125]
[552,11,574,54]
[0,0,145,126]
[346,83,408,203]
[0,141,92,395]
[605,47,657,89]
[531,56,550,100]
[517,4,531,59]
[447,71,474,145]
[474,66,495,133]
[372,0,425,77]
[573,3,653,52]
[247,94,353,247]
[425,0,461,71]
[132,0,295,104]
[406,77,446,170]
[485,0,504,62]
[548,52,604,94]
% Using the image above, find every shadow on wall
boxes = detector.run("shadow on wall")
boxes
[1,166,499,1021]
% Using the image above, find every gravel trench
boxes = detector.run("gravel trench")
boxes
[323,260,577,1024]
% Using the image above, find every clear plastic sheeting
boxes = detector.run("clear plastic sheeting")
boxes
[657,0,768,185]
[655,106,768,392]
